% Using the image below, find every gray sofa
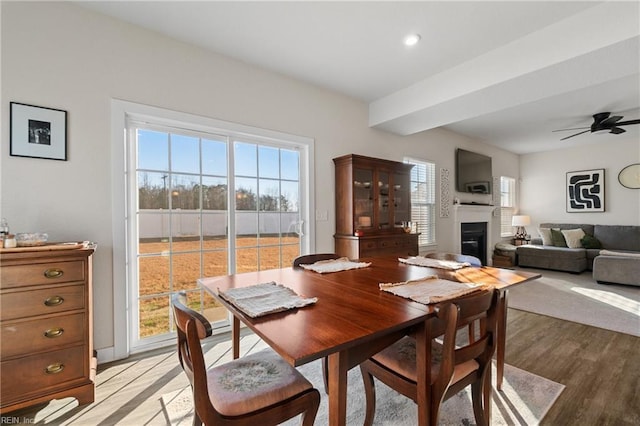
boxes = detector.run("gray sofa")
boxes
[516,223,640,286]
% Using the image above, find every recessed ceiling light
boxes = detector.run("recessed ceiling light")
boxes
[403,34,421,47]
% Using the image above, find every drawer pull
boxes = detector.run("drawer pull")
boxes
[44,327,65,338]
[44,363,65,375]
[44,296,65,307]
[44,268,64,279]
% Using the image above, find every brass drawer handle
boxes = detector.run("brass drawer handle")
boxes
[44,268,64,279]
[44,327,65,338]
[44,363,65,375]
[44,296,65,307]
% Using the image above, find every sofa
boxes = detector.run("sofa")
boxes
[516,223,640,286]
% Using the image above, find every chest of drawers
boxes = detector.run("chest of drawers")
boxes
[0,246,95,414]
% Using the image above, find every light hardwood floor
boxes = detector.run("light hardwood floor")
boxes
[5,288,640,425]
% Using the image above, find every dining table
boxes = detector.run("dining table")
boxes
[198,255,541,426]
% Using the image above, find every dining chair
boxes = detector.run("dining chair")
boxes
[171,292,320,426]
[425,251,482,266]
[292,253,340,268]
[359,288,499,426]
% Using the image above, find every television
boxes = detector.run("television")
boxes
[456,149,492,194]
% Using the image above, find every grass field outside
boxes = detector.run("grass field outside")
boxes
[138,236,300,337]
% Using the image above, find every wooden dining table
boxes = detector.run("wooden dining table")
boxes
[198,256,540,426]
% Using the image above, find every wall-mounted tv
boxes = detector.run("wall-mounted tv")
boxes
[456,148,492,194]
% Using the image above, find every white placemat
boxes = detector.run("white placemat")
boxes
[380,276,484,304]
[399,256,471,270]
[299,257,371,273]
[219,282,317,318]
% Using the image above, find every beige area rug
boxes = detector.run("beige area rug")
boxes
[162,358,564,425]
[508,268,640,337]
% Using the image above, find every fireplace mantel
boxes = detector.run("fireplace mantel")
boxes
[453,204,496,263]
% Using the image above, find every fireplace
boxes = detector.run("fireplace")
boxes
[460,222,487,265]
[453,204,495,265]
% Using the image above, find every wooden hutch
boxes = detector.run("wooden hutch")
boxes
[333,154,419,258]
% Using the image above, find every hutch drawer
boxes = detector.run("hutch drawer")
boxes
[0,260,85,289]
[0,345,88,405]
[1,312,85,358]
[1,284,85,321]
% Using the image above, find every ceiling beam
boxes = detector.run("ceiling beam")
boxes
[369,2,640,135]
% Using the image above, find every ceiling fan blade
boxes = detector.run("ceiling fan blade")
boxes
[610,127,626,135]
[592,112,611,124]
[615,119,640,126]
[560,129,591,141]
[598,116,623,127]
[552,127,590,132]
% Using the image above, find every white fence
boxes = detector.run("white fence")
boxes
[139,209,300,239]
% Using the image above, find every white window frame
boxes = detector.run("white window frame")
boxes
[109,99,315,360]
[404,157,437,248]
[500,176,516,237]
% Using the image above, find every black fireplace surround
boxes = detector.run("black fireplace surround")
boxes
[461,222,487,265]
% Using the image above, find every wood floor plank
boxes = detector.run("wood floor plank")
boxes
[505,308,640,425]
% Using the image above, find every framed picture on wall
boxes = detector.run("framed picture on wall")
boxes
[566,168,605,212]
[10,102,67,161]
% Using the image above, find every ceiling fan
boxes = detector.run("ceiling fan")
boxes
[553,112,640,141]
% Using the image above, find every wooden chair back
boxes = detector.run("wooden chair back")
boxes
[432,289,499,424]
[359,288,499,426]
[172,292,212,388]
[292,253,340,268]
[171,292,320,426]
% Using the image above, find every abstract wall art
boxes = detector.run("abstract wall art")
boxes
[566,169,605,212]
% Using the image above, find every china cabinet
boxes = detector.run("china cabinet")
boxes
[0,245,95,414]
[333,154,418,258]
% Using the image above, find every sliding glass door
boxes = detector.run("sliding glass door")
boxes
[128,121,306,351]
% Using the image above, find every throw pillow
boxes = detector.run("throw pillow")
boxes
[561,228,586,249]
[550,229,567,247]
[581,234,602,249]
[538,228,553,246]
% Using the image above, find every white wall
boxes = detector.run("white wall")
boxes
[520,138,640,234]
[1,2,518,359]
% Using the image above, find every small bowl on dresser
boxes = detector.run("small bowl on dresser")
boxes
[15,232,48,247]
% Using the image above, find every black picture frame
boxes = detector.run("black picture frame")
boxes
[566,168,605,212]
[10,102,67,161]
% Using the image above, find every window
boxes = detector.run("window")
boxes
[405,158,436,246]
[500,176,516,237]
[117,104,313,354]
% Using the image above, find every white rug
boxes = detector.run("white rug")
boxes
[162,359,564,425]
[508,268,640,337]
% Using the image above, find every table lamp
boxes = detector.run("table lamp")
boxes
[512,215,530,239]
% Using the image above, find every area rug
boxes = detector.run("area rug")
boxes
[508,268,640,337]
[162,358,564,425]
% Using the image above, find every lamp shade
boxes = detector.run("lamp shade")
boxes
[512,215,531,227]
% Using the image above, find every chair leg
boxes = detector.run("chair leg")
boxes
[471,380,486,426]
[471,368,492,426]
[360,364,377,426]
[301,389,321,426]
[484,366,492,423]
